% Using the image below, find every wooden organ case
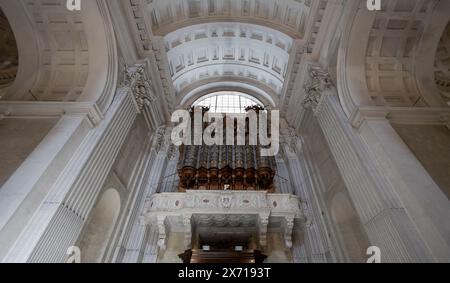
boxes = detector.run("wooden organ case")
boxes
[177,106,277,192]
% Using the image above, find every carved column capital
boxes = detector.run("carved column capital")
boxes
[152,126,168,153]
[302,65,334,113]
[122,64,157,112]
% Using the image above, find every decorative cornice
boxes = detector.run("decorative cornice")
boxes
[281,41,309,112]
[0,101,104,127]
[350,106,450,130]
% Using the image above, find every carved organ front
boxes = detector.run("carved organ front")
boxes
[177,107,277,192]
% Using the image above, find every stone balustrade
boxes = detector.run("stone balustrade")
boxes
[141,190,306,251]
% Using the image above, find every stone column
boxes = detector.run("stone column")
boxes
[2,89,138,263]
[142,225,159,263]
[283,145,334,263]
[355,113,450,262]
[120,148,169,263]
[314,92,440,262]
[0,114,86,260]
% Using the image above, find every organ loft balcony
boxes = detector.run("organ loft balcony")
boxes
[141,105,306,262]
[141,190,306,263]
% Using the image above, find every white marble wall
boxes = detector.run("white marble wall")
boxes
[392,124,450,199]
[0,118,57,188]
[1,89,139,262]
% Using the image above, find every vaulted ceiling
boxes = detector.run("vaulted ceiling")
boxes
[435,22,450,103]
[144,0,314,109]
[164,22,292,99]
[147,0,312,38]
[0,8,18,90]
[363,0,438,107]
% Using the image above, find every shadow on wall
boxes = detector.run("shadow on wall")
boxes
[330,192,369,263]
[77,188,121,263]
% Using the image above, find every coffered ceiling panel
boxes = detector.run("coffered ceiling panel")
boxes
[147,0,311,38]
[164,22,293,98]
[365,0,439,107]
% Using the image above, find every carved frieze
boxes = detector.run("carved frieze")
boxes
[143,190,305,222]
[142,190,306,251]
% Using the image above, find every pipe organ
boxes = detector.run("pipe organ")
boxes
[177,107,277,192]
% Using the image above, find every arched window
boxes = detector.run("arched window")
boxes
[193,91,263,113]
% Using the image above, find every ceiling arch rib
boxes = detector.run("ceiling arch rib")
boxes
[435,22,450,103]
[165,22,293,104]
[147,0,311,38]
[178,79,277,109]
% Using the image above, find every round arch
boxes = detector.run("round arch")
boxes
[0,1,39,100]
[337,0,449,118]
[414,0,450,107]
[336,0,376,118]
[0,0,118,114]
[76,0,119,113]
[193,91,264,113]
[177,78,278,109]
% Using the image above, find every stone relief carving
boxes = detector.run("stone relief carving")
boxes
[287,127,302,155]
[302,65,333,110]
[122,64,157,112]
[166,143,177,160]
[142,191,306,250]
[152,126,167,153]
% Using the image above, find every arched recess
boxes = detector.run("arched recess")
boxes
[0,0,118,114]
[78,0,119,113]
[178,78,278,109]
[337,0,448,118]
[78,188,121,263]
[414,0,450,106]
[0,0,39,100]
[329,192,370,263]
[0,7,19,92]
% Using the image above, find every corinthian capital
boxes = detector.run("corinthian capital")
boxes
[121,64,157,111]
[302,65,333,109]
